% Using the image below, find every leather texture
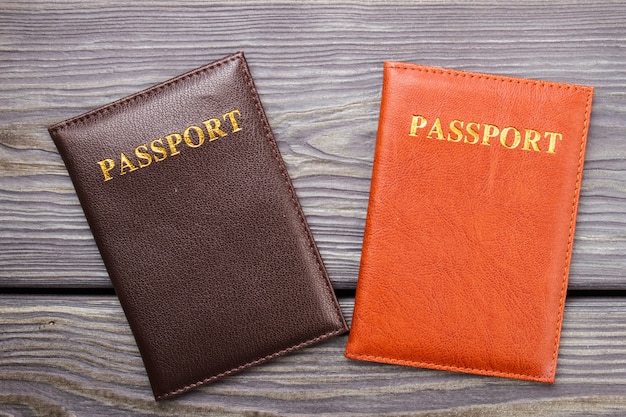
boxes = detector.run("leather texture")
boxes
[345,62,593,383]
[49,52,347,400]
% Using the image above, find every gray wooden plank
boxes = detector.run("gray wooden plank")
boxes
[0,295,624,416]
[0,1,625,289]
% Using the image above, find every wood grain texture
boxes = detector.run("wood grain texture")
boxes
[0,295,624,416]
[1,2,624,414]
[0,1,625,289]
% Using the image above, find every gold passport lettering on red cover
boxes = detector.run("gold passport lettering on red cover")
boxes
[345,62,593,383]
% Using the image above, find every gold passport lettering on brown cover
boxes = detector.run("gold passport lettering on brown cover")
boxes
[96,109,243,181]
[48,52,347,400]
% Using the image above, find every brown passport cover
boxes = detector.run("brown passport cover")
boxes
[345,62,593,382]
[49,52,347,400]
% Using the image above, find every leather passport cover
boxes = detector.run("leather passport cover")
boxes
[49,52,347,400]
[345,62,593,382]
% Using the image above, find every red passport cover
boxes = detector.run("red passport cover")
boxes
[345,62,593,382]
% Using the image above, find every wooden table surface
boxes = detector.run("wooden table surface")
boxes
[1,1,625,416]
